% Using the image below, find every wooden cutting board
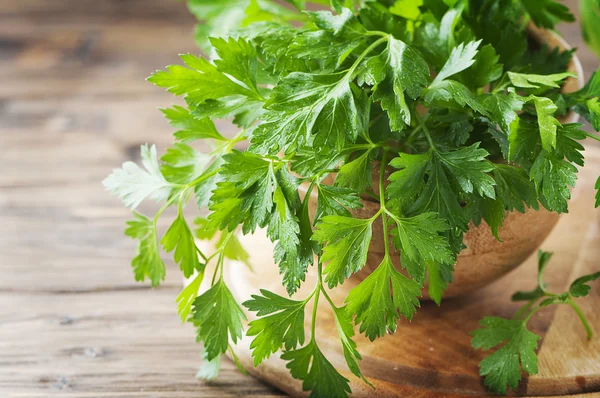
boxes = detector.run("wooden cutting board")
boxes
[216,146,600,397]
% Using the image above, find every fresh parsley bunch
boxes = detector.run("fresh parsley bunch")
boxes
[104,0,600,396]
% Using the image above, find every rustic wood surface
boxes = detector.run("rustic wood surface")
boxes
[0,0,598,397]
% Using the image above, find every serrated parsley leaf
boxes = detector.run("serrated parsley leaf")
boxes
[176,272,203,323]
[507,72,575,89]
[124,212,165,287]
[210,37,261,97]
[251,71,358,155]
[315,185,362,222]
[161,105,224,142]
[334,151,373,192]
[425,80,491,117]
[530,150,577,213]
[103,144,172,209]
[345,255,421,340]
[437,144,496,198]
[307,8,366,36]
[268,183,310,295]
[569,272,600,298]
[362,37,429,129]
[480,92,525,135]
[521,0,575,29]
[243,289,306,365]
[432,40,481,85]
[389,0,423,20]
[461,44,503,90]
[196,350,221,381]
[389,212,454,283]
[471,317,540,395]
[332,305,372,386]
[148,53,256,102]
[161,211,202,278]
[191,279,246,360]
[312,215,374,288]
[282,340,352,398]
[492,164,539,213]
[161,143,210,184]
[388,152,429,203]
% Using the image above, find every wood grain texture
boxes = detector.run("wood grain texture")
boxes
[0,0,598,397]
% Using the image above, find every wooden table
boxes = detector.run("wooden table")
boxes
[0,1,597,397]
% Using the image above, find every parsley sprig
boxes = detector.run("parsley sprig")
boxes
[472,251,599,394]
[105,0,600,396]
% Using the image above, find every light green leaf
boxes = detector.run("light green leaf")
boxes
[282,340,352,398]
[103,144,172,210]
[345,256,421,340]
[161,105,224,142]
[191,279,246,360]
[312,215,374,288]
[471,317,540,395]
[507,72,575,89]
[124,212,165,287]
[432,40,482,85]
[243,289,306,365]
[161,211,202,278]
[177,272,204,323]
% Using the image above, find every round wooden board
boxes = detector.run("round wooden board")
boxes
[213,147,600,397]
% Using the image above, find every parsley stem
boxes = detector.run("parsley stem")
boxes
[310,263,323,341]
[584,132,600,143]
[348,36,389,76]
[415,113,435,149]
[378,150,391,253]
[567,297,594,340]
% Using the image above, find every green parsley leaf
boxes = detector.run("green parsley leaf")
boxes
[388,212,454,283]
[148,53,256,102]
[161,143,210,184]
[471,317,540,395]
[521,0,575,28]
[362,37,429,130]
[191,279,246,360]
[103,144,172,209]
[161,105,224,142]
[243,289,306,365]
[196,350,221,381]
[161,210,202,278]
[312,215,374,288]
[492,164,539,214]
[334,151,373,192]
[346,255,421,340]
[570,272,600,298]
[530,150,577,213]
[332,305,372,386]
[389,0,423,21]
[124,212,165,287]
[315,185,362,222]
[282,340,352,398]
[210,37,261,97]
[507,72,575,89]
[177,272,204,323]
[432,40,482,85]
[460,44,503,90]
[251,71,359,155]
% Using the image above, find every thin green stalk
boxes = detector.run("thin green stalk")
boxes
[568,297,594,340]
[310,263,323,340]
